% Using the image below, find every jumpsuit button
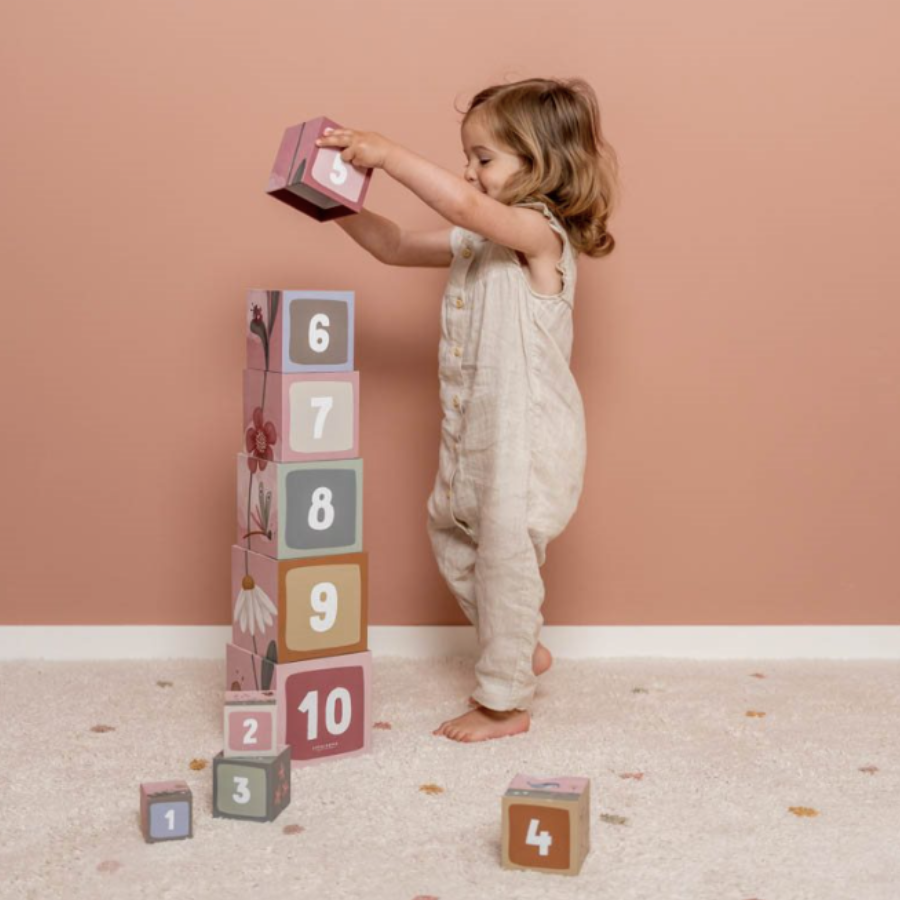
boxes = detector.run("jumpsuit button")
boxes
[455,297,465,309]
[452,395,461,410]
[453,346,462,358]
[461,247,473,259]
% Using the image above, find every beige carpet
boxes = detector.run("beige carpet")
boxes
[1,656,898,900]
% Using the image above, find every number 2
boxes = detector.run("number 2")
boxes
[242,717,258,745]
[526,818,552,856]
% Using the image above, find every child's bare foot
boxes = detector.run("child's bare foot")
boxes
[433,706,530,742]
[467,642,553,707]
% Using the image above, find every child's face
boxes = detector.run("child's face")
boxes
[461,112,523,201]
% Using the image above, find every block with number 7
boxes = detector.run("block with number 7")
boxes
[501,775,591,876]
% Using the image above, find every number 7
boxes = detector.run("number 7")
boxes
[310,396,333,439]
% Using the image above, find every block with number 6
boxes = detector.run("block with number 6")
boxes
[267,116,373,220]
[232,546,368,665]
[212,745,291,822]
[247,289,354,374]
[226,642,372,768]
[140,780,193,843]
[501,775,591,876]
[224,690,279,758]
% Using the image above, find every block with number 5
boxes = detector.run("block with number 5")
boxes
[267,116,373,220]
[225,642,372,768]
[501,775,591,876]
[247,289,354,374]
[244,369,359,463]
[237,454,362,560]
[212,745,291,822]
[231,546,367,664]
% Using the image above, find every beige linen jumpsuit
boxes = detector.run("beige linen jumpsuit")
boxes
[426,200,587,712]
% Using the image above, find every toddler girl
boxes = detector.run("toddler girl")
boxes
[315,77,619,742]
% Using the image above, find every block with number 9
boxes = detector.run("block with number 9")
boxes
[267,116,373,220]
[212,745,291,822]
[247,289,354,374]
[139,780,193,843]
[231,546,368,664]
[501,775,591,876]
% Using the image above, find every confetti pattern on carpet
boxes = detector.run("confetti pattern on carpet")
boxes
[0,657,898,900]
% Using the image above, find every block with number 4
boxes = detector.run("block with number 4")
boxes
[140,780,193,843]
[237,454,362,560]
[501,775,591,876]
[226,642,372,768]
[224,690,279,758]
[247,289,354,374]
[213,745,291,822]
[267,116,373,220]
[244,369,359,463]
[232,546,367,665]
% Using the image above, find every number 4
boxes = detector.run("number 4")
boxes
[526,818,552,857]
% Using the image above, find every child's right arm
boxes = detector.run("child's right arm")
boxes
[335,209,452,268]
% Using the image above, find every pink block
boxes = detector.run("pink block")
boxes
[225,643,372,768]
[224,690,278,757]
[243,369,359,463]
[508,775,590,796]
[267,116,372,220]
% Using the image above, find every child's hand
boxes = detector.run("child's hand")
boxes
[315,127,393,170]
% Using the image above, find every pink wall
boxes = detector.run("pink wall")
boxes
[2,0,898,626]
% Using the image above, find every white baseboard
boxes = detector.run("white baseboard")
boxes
[0,625,898,660]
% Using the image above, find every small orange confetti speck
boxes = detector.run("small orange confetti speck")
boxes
[189,759,208,771]
[749,672,767,679]
[156,680,173,688]
[631,687,649,694]
[745,711,767,718]
[90,725,115,733]
[600,813,629,826]
[419,784,444,795]
[859,765,879,775]
[789,806,819,817]
[97,860,122,873]
[374,721,392,730]
[283,824,305,835]
[619,772,645,781]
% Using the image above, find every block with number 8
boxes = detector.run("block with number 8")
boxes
[226,642,372,768]
[501,775,591,876]
[212,745,291,822]
[247,289,354,375]
[231,546,367,664]
[237,455,362,561]
[139,780,193,843]
[267,116,373,220]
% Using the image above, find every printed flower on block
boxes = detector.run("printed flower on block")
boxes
[235,575,277,639]
[246,408,277,473]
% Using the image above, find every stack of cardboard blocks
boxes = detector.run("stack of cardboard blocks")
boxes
[226,286,372,775]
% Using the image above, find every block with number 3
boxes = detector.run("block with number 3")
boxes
[213,745,291,822]
[244,369,359,463]
[501,775,591,876]
[267,116,373,220]
[247,289,354,374]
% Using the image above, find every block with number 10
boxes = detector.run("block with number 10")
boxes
[502,775,591,876]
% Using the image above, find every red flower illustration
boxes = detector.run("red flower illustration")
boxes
[246,407,277,472]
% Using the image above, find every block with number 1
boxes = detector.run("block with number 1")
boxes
[501,775,591,876]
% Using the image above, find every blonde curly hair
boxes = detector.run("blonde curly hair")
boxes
[459,77,620,258]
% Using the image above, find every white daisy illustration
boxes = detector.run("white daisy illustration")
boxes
[234,575,277,638]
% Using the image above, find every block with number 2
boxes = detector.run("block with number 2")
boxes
[501,775,591,876]
[224,690,279,758]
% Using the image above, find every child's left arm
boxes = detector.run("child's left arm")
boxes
[315,128,558,259]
